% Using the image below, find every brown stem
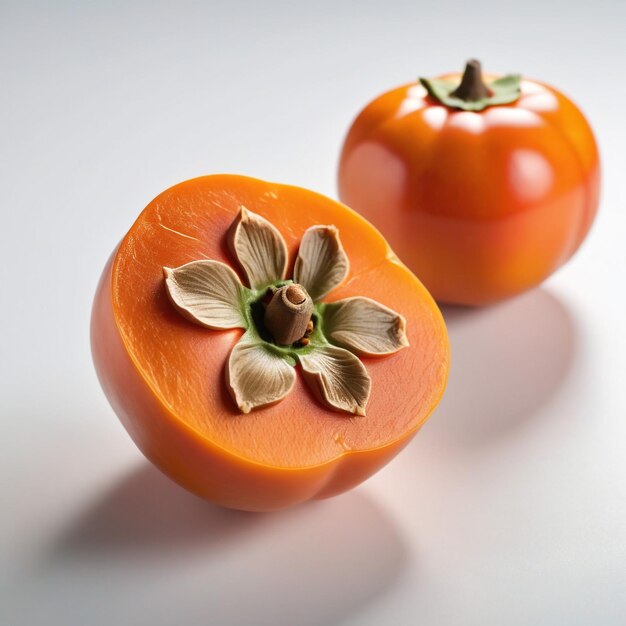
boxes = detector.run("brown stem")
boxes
[450,59,489,101]
[264,284,313,346]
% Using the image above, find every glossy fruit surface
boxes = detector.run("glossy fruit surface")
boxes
[91,175,449,511]
[338,74,600,305]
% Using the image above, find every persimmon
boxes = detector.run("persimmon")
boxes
[91,175,449,511]
[338,59,600,305]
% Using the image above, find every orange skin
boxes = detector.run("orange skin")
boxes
[338,74,600,305]
[91,175,449,512]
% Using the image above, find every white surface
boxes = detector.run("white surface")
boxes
[2,1,626,625]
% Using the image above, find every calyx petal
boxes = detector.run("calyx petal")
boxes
[299,345,371,416]
[227,332,296,413]
[164,261,247,329]
[294,225,349,301]
[419,73,521,112]
[228,206,288,289]
[323,297,409,356]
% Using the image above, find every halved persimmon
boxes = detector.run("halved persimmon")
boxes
[91,175,449,511]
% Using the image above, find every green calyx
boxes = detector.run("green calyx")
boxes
[419,59,521,112]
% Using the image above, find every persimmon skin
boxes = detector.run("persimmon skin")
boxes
[338,76,600,306]
[91,175,449,511]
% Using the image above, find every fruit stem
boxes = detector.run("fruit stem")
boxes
[450,59,490,101]
[264,284,313,346]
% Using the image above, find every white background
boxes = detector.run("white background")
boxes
[2,1,625,624]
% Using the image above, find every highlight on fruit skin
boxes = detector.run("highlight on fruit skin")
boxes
[338,59,600,306]
[91,174,449,511]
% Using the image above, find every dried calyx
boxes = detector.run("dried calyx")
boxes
[419,58,521,112]
[163,205,409,416]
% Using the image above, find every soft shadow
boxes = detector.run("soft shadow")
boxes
[45,464,407,626]
[431,288,577,446]
[53,463,254,558]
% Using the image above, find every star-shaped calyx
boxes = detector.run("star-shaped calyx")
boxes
[163,207,409,416]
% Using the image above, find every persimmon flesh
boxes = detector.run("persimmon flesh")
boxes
[91,175,449,511]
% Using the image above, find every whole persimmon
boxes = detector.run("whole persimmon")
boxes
[91,175,449,511]
[338,60,600,305]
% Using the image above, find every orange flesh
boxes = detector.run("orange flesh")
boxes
[109,175,448,469]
